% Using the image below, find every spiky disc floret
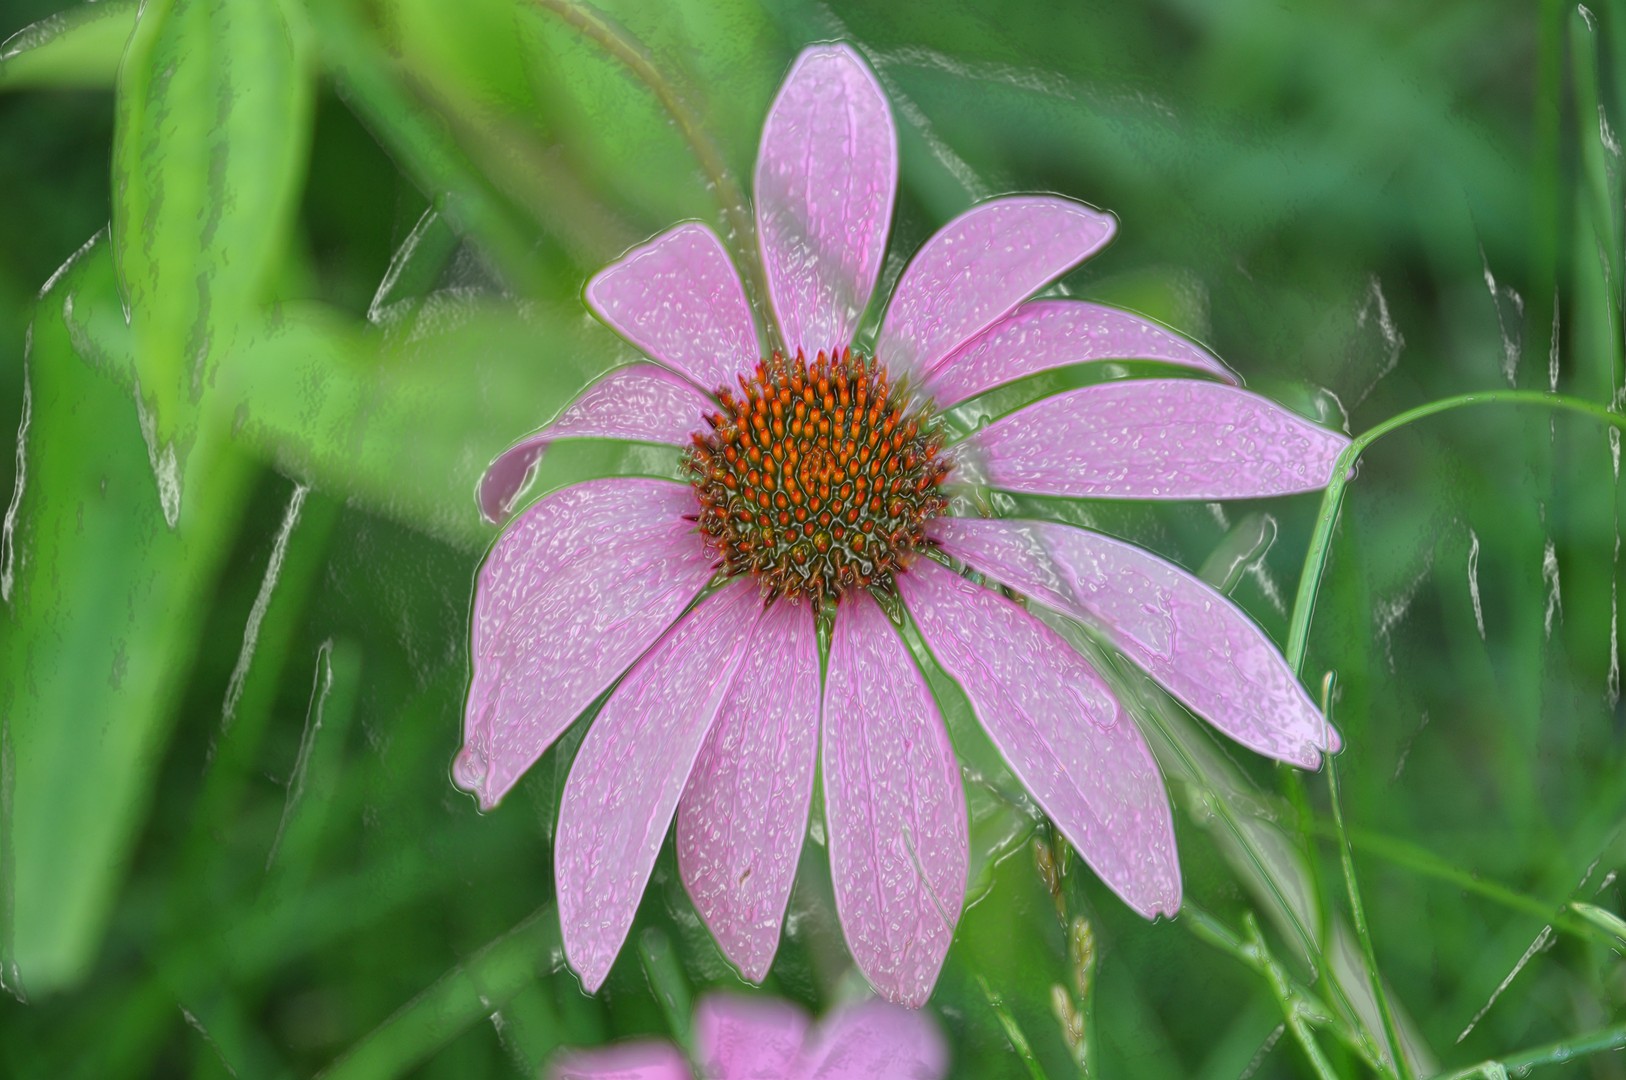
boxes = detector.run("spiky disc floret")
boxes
[687,348,950,607]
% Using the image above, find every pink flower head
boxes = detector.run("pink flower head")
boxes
[549,993,947,1080]
[458,43,1348,1006]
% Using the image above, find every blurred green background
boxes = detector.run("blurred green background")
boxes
[1,0,1624,1076]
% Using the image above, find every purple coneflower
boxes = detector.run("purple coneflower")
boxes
[457,43,1346,1006]
[549,992,945,1080]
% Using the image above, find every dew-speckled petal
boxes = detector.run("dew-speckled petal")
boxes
[756,44,897,356]
[898,560,1180,918]
[458,479,714,810]
[548,1041,691,1080]
[969,380,1350,499]
[822,592,967,1007]
[932,517,1340,767]
[478,365,714,523]
[586,223,760,392]
[556,582,763,992]
[924,299,1236,408]
[876,196,1115,377]
[677,601,821,982]
[695,993,810,1080]
[792,998,950,1080]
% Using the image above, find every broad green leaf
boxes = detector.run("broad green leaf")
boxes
[0,1,136,91]
[2,233,254,995]
[110,0,312,517]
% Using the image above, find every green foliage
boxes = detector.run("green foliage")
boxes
[2,0,1625,1076]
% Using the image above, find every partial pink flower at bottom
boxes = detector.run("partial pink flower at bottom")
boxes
[457,42,1348,1006]
[549,993,947,1080]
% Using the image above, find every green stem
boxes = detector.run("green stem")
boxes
[1326,747,1412,1080]
[1184,906,1360,1080]
[528,0,775,345]
[1286,390,1626,676]
[977,975,1052,1080]
[1434,1022,1626,1079]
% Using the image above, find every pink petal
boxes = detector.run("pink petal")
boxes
[932,517,1340,768]
[792,999,949,1080]
[556,581,763,992]
[549,1042,691,1080]
[478,365,714,523]
[924,299,1237,409]
[876,196,1115,377]
[822,591,967,1007]
[677,601,821,982]
[695,993,810,1080]
[969,379,1350,499]
[898,560,1180,918]
[458,479,714,810]
[755,44,897,355]
[587,223,760,393]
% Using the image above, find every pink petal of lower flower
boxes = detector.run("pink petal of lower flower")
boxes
[755,44,897,355]
[876,196,1115,377]
[587,223,759,393]
[556,582,763,992]
[477,365,714,523]
[924,299,1237,408]
[677,601,820,982]
[694,993,810,1080]
[822,592,967,1008]
[549,1042,691,1080]
[792,998,949,1080]
[459,479,714,810]
[932,517,1340,767]
[969,379,1350,499]
[898,559,1180,918]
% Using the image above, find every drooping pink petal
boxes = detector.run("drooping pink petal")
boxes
[586,223,760,393]
[792,998,949,1080]
[695,993,810,1080]
[968,379,1350,499]
[549,1042,691,1080]
[556,582,763,992]
[923,299,1237,408]
[898,559,1180,918]
[932,516,1340,767]
[822,592,967,1007]
[876,196,1115,377]
[755,44,897,355]
[458,479,714,810]
[677,601,820,982]
[478,365,714,523]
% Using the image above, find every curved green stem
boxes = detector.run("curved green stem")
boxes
[1285,390,1626,677]
[529,0,775,345]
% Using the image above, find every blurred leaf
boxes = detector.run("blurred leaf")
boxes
[0,1,136,92]
[2,233,254,995]
[110,0,312,515]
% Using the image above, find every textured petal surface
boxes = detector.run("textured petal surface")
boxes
[969,379,1350,499]
[695,993,810,1080]
[549,1042,691,1080]
[478,365,713,523]
[756,44,897,355]
[793,999,949,1080]
[677,601,821,982]
[822,592,967,1007]
[899,560,1180,917]
[458,479,713,810]
[557,582,762,992]
[876,196,1115,377]
[587,223,759,392]
[925,299,1236,408]
[933,517,1340,767]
